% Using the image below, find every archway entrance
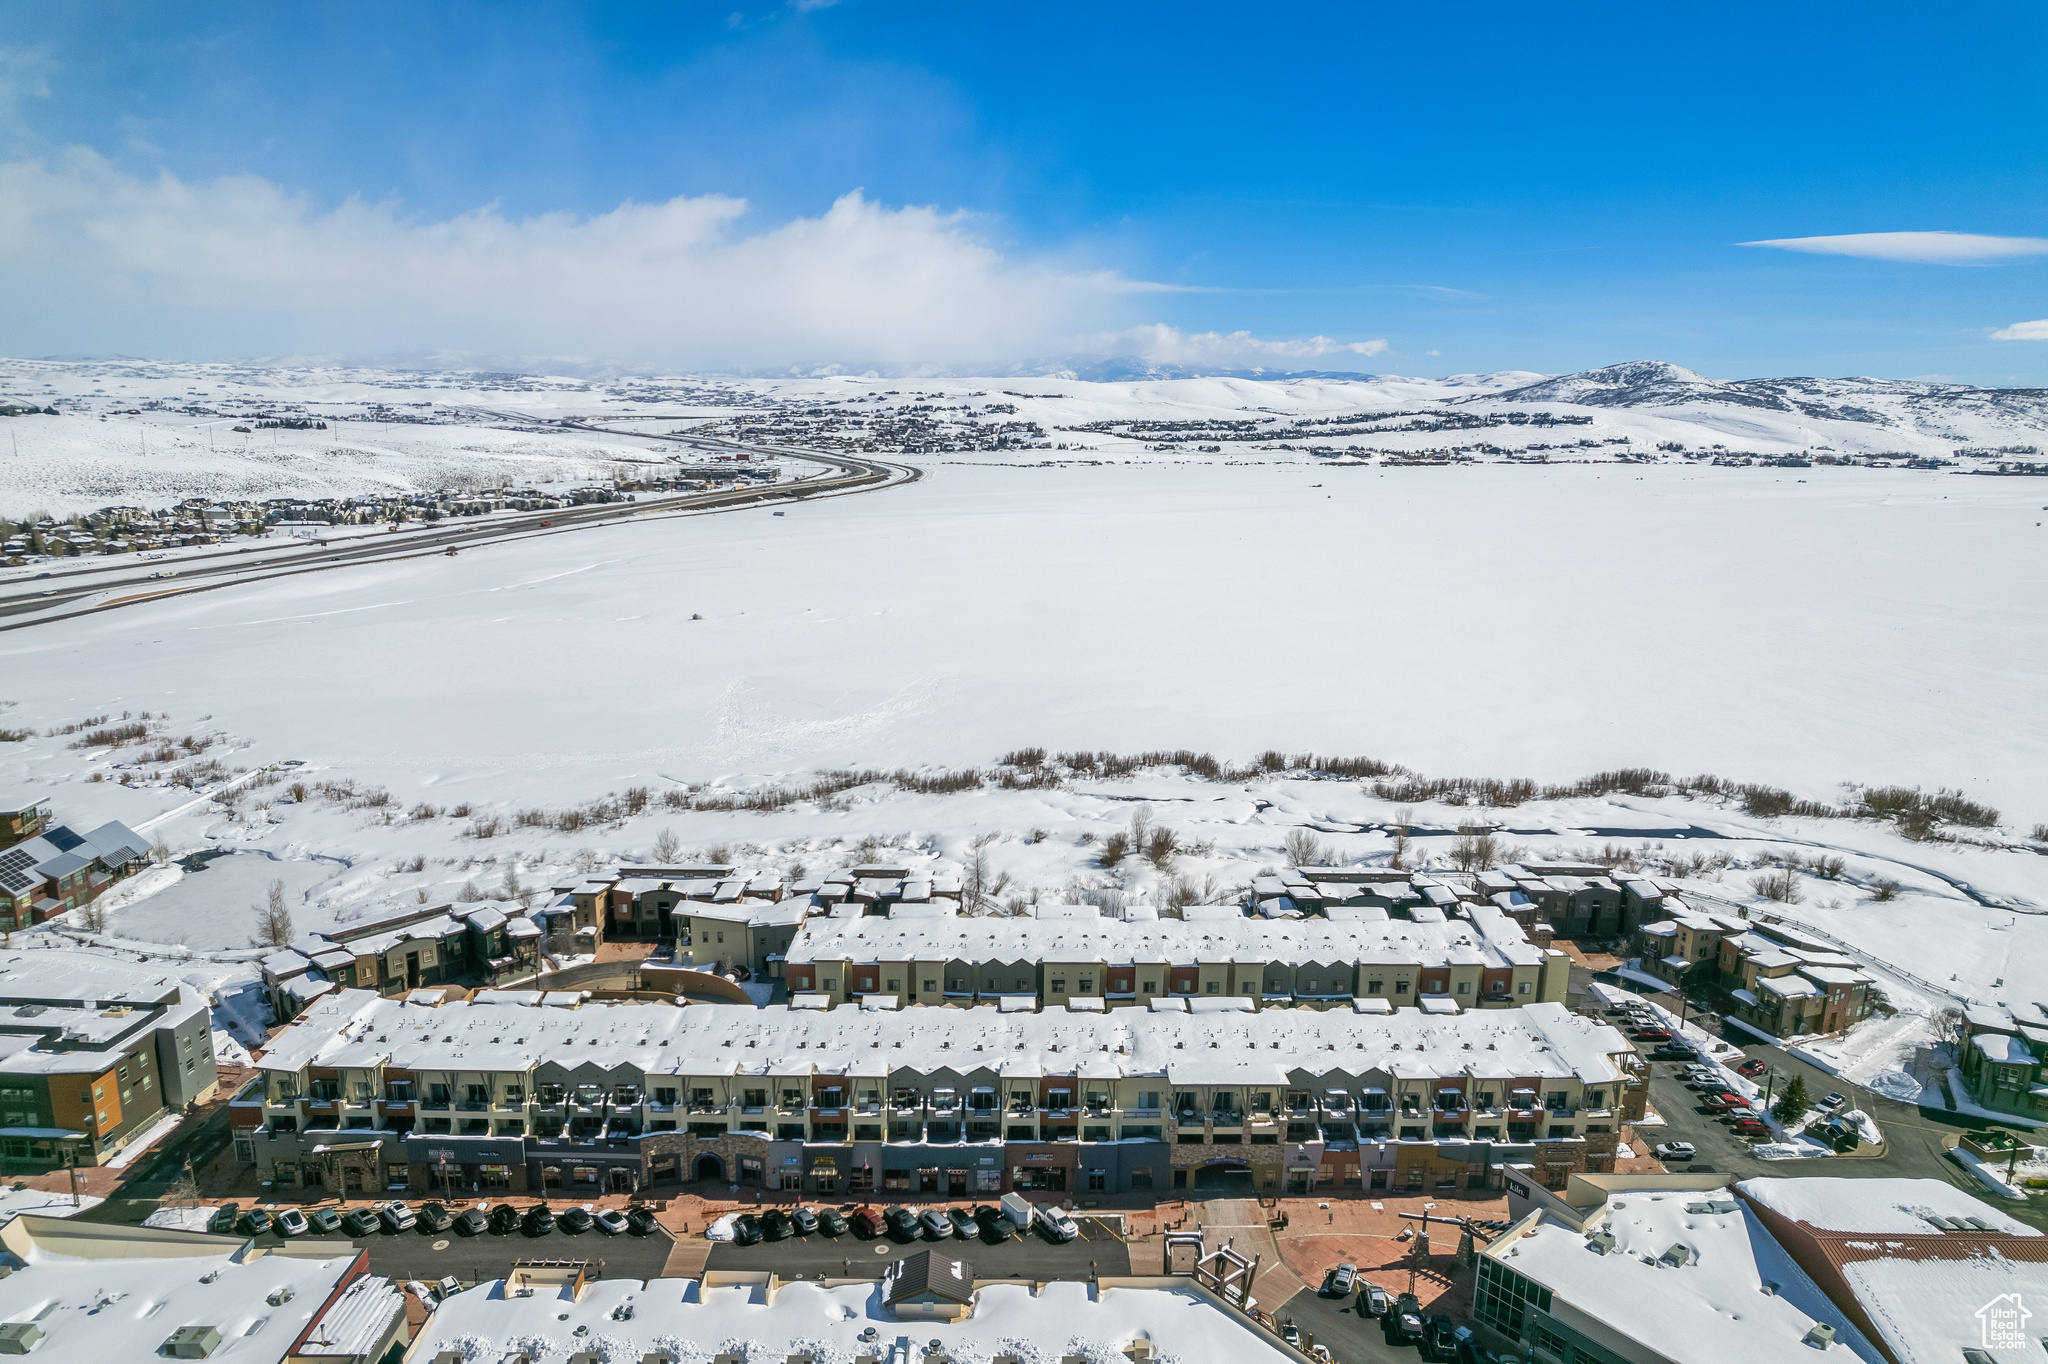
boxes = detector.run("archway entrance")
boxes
[694,1153,725,1183]
[1192,1159,1254,1193]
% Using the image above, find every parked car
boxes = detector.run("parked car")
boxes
[886,1207,922,1241]
[1360,1283,1391,1317]
[416,1202,452,1233]
[948,1208,978,1239]
[973,1205,1008,1241]
[523,1204,556,1237]
[342,1208,382,1237]
[240,1208,274,1237]
[919,1208,956,1240]
[1036,1205,1079,1243]
[756,1208,789,1241]
[274,1207,309,1237]
[1328,1262,1358,1297]
[730,1213,762,1245]
[454,1207,489,1237]
[1730,1115,1769,1138]
[1736,1058,1769,1077]
[1818,1092,1848,1111]
[1428,1315,1459,1356]
[377,1201,417,1233]
[209,1204,242,1234]
[850,1206,886,1239]
[1701,1092,1738,1113]
[1635,1028,1673,1042]
[1391,1293,1425,1341]
[1279,1322,1300,1347]
[1656,1045,1699,1061]
[488,1203,524,1235]
[1653,1142,1698,1163]
[559,1206,594,1235]
[627,1205,661,1236]
[306,1208,343,1235]
[815,1207,848,1238]
[792,1207,821,1236]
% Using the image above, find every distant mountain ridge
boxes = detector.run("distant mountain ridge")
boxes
[1473,360,2048,427]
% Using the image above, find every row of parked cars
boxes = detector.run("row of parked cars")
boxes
[1307,1270,1469,1359]
[210,1199,662,1240]
[726,1193,1078,1247]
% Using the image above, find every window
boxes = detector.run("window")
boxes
[1457,981,1471,994]
[885,979,900,992]
[1518,982,1531,995]
[1368,980,1383,994]
[822,978,836,991]
[1395,981,1410,994]
[1141,981,1156,994]
[1051,979,1066,994]
[1205,981,1219,994]
[1087,1169,1107,1191]
[386,1164,409,1189]
[923,980,937,992]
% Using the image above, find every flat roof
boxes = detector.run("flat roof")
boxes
[411,1277,1299,1364]
[255,995,1633,1086]
[1737,1176,2039,1237]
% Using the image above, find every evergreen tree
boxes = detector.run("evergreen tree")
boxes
[1773,1074,1809,1125]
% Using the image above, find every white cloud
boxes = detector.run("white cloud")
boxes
[1741,231,2048,265]
[0,149,1155,370]
[1085,323,1388,367]
[1991,319,2048,341]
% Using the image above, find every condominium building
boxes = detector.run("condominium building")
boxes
[233,994,1640,1200]
[784,900,1570,1011]
[0,811,150,929]
[0,950,220,1168]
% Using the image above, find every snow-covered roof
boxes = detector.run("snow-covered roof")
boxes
[253,994,1633,1087]
[789,906,1533,969]
[1736,1177,2040,1237]
[412,1277,1296,1364]
[0,949,195,1007]
[1838,1253,2048,1364]
[1489,1186,1882,1364]
[0,1217,396,1364]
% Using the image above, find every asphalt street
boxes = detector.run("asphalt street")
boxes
[0,430,917,630]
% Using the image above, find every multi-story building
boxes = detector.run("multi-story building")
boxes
[0,796,52,850]
[0,950,220,1168]
[1956,1001,2048,1121]
[0,815,150,929]
[1632,906,1752,988]
[783,900,1570,1011]
[1713,928,1876,1039]
[260,901,554,1020]
[234,994,1639,1201]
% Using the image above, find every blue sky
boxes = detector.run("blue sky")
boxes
[3,2,2045,380]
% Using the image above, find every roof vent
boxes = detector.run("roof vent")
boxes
[0,1323,43,1354]
[1658,1244,1692,1268]
[163,1325,224,1358]
[266,1285,295,1305]
[1802,1324,1835,1349]
[1588,1229,1615,1255]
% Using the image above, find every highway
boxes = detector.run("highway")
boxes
[0,425,918,632]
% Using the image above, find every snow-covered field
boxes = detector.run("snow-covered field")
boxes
[3,358,2045,1094]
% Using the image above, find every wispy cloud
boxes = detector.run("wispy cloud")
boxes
[1741,231,2048,265]
[0,149,1170,369]
[1082,324,1388,366]
[1991,319,2048,341]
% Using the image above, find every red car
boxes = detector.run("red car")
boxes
[1736,1059,1768,1078]
[848,1206,886,1239]
[1635,1028,1673,1042]
[1730,1115,1769,1137]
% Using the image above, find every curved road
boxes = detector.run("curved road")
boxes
[0,427,918,632]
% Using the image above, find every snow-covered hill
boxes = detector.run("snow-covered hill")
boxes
[3,355,2045,519]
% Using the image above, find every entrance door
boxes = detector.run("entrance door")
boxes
[694,1154,724,1183]
[406,951,421,988]
[1370,1169,1388,1190]
[610,1168,636,1192]
[947,1168,968,1196]
[344,1167,364,1192]
[918,1168,939,1193]
[1192,1161,1253,1192]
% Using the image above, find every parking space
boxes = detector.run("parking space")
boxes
[706,1219,1128,1280]
[1279,1285,1439,1364]
[228,1207,675,1286]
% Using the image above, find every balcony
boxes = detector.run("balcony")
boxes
[1211,1110,1243,1127]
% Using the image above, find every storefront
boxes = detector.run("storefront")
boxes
[871,1142,1005,1196]
[407,1135,532,1195]
[1005,1141,1080,1194]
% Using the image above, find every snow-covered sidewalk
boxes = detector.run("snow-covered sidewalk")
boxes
[106,1112,183,1170]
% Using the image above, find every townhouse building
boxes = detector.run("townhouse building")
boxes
[1714,929,1876,1039]
[0,951,219,1168]
[260,901,551,1021]
[784,900,1570,1012]
[0,814,150,929]
[234,993,1640,1201]
[1631,906,1752,987]
[0,797,52,850]
[1956,1001,2048,1121]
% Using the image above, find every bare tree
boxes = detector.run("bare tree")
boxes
[76,898,110,934]
[500,863,523,902]
[455,880,485,902]
[1144,827,1180,870]
[1283,828,1326,868]
[1099,831,1130,867]
[150,835,175,865]
[1931,1006,1965,1052]
[1389,808,1414,870]
[962,833,1010,913]
[1451,831,1501,872]
[1750,869,1802,904]
[1128,805,1153,855]
[652,828,682,863]
[252,878,293,947]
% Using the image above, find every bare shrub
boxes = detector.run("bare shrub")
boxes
[1751,870,1802,904]
[1811,855,1846,879]
[456,881,485,902]
[652,828,683,863]
[1144,827,1181,870]
[409,803,440,821]
[1869,878,1900,902]
[1389,808,1413,869]
[1099,831,1129,867]
[1283,829,1326,868]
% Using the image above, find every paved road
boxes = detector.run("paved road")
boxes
[1280,1285,1434,1364]
[1642,1034,2048,1231]
[0,430,917,631]
[707,1220,1128,1280]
